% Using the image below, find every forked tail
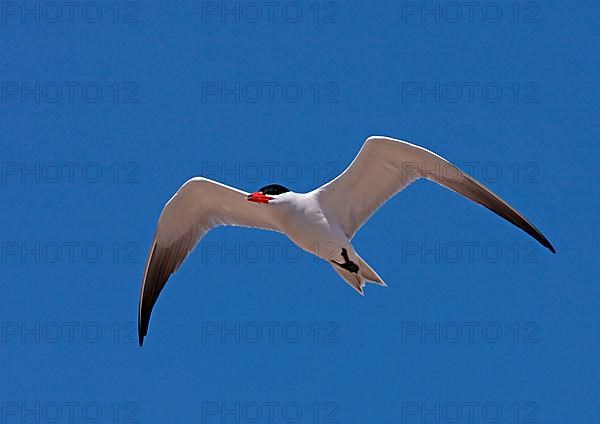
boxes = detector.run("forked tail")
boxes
[331,254,386,295]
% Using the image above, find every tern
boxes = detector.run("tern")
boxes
[138,136,555,345]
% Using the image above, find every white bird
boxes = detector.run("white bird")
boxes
[138,136,555,345]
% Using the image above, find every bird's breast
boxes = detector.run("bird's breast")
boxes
[278,205,347,260]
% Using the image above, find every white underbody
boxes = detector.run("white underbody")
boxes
[269,191,355,264]
[262,190,386,294]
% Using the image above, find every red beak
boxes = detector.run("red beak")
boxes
[246,192,273,204]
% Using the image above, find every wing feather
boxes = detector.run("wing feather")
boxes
[317,136,555,252]
[138,177,279,345]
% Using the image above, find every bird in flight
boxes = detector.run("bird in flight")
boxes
[138,136,555,345]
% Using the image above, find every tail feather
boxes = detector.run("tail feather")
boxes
[332,265,365,295]
[331,254,386,295]
[357,255,386,287]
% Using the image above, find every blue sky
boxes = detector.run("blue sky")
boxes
[1,1,598,423]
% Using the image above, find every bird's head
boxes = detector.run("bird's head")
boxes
[246,184,290,204]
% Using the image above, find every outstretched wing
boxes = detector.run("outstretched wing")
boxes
[138,177,279,346]
[316,136,555,252]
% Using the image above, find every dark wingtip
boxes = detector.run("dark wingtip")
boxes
[532,235,556,254]
[138,307,149,347]
[138,306,145,346]
[535,232,556,254]
[138,316,148,347]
